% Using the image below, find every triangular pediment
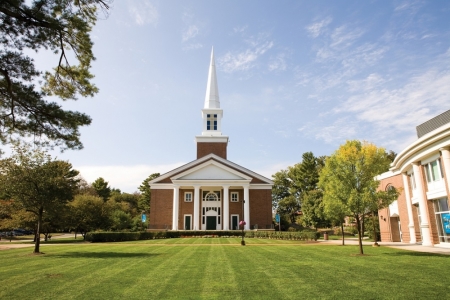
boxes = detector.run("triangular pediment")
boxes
[172,160,252,181]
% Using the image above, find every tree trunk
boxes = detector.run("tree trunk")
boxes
[372,212,379,246]
[34,209,43,253]
[355,215,364,255]
[341,222,345,246]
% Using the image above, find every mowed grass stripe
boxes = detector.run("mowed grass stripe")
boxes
[1,241,450,299]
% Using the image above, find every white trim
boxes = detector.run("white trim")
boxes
[171,160,252,181]
[149,153,273,185]
[231,192,239,202]
[184,192,193,202]
[390,124,450,173]
[421,153,441,165]
[426,187,447,200]
[195,135,228,143]
[230,214,240,230]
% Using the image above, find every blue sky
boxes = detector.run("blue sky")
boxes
[30,0,450,192]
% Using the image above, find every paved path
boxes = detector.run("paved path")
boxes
[319,239,450,255]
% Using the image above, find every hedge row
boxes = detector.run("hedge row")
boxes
[245,230,320,241]
[85,230,320,243]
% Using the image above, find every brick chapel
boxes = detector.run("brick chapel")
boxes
[149,49,273,231]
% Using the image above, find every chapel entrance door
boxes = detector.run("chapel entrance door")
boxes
[231,215,239,230]
[206,216,217,230]
[184,215,191,230]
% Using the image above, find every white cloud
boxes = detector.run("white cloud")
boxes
[268,53,287,72]
[76,163,183,193]
[330,25,364,49]
[306,17,332,38]
[233,25,248,34]
[128,1,159,26]
[219,40,274,73]
[182,25,199,42]
[182,43,203,51]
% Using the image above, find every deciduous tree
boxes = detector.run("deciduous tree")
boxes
[0,144,79,253]
[319,140,396,254]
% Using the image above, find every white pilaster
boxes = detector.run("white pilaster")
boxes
[244,185,250,230]
[172,185,180,230]
[412,163,433,246]
[440,147,450,193]
[402,173,417,243]
[193,185,200,230]
[223,185,230,230]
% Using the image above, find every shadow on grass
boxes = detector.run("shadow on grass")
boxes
[381,251,450,258]
[51,252,159,258]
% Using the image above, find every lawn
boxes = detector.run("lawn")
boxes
[0,238,449,299]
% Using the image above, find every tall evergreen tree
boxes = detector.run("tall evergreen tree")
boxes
[0,1,110,149]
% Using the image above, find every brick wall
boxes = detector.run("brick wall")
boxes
[149,189,173,229]
[249,189,273,229]
[197,142,227,159]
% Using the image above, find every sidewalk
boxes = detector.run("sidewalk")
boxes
[319,239,450,255]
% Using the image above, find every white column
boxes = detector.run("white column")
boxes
[440,147,450,193]
[244,185,250,230]
[402,173,417,243]
[172,185,179,230]
[223,185,230,230]
[412,163,432,246]
[193,185,200,231]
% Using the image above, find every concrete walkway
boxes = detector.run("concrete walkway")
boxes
[319,239,450,255]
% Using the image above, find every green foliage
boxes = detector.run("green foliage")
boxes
[319,140,399,254]
[138,173,160,212]
[0,143,79,252]
[92,177,111,201]
[0,0,110,149]
[110,210,132,231]
[84,230,321,242]
[272,152,327,227]
[67,194,110,238]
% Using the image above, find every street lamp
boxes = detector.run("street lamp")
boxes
[239,220,246,246]
[240,199,246,245]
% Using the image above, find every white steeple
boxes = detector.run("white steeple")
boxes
[204,47,220,109]
[196,47,228,153]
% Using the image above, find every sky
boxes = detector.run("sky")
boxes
[21,0,450,193]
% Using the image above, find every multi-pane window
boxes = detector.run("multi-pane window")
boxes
[424,159,443,183]
[231,192,238,202]
[206,114,217,130]
[184,192,192,202]
[203,191,220,201]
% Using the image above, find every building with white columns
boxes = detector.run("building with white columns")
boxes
[149,49,273,231]
[378,110,450,247]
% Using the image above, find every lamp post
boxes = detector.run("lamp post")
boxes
[240,199,246,245]
[239,220,246,246]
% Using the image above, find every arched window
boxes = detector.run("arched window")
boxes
[204,192,218,201]
[385,184,395,192]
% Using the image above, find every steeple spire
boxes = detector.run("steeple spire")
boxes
[204,47,220,109]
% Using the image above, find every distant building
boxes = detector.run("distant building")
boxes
[148,49,273,231]
[378,110,450,247]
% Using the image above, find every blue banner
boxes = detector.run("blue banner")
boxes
[141,214,147,223]
[442,213,450,234]
[275,214,280,223]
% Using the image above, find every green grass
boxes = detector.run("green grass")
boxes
[1,238,449,299]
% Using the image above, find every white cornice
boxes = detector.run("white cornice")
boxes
[195,136,229,143]
[390,123,450,173]
[149,153,273,185]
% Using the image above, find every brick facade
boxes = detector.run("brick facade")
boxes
[197,142,227,159]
